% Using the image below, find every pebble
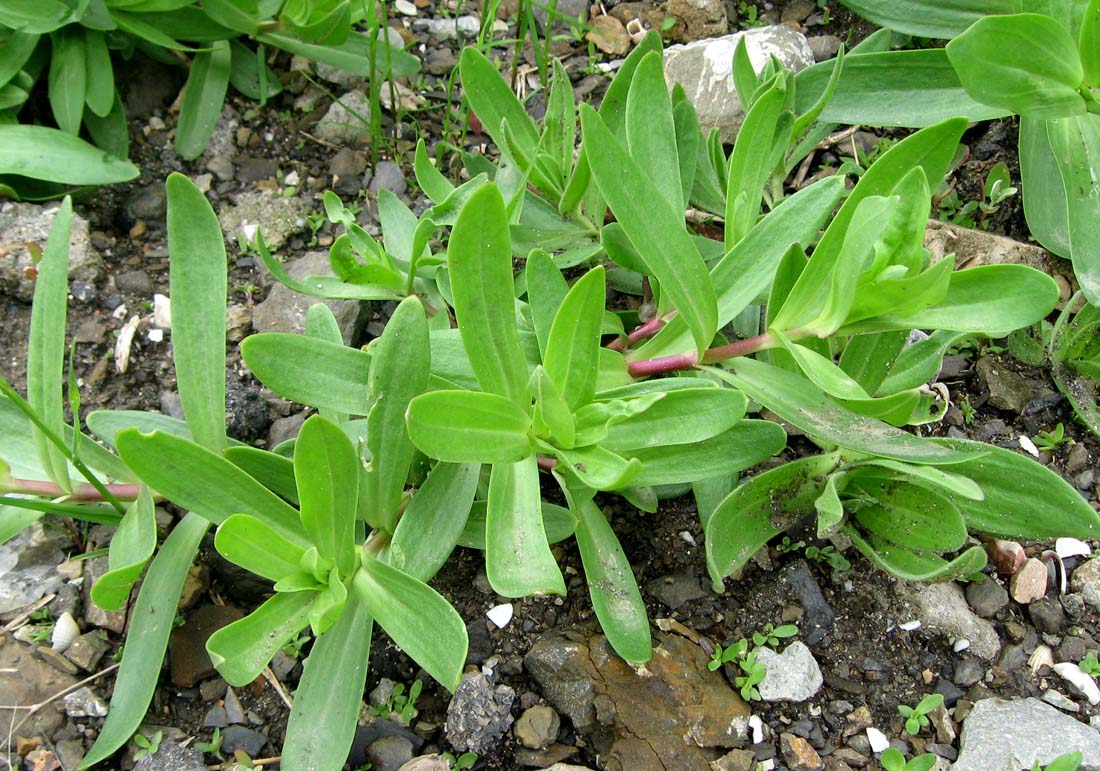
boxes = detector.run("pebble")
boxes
[368,736,415,771]
[964,578,1008,618]
[782,561,835,646]
[906,581,1001,661]
[62,686,108,718]
[780,733,823,771]
[647,573,709,610]
[806,34,841,61]
[954,659,985,687]
[1041,689,1080,712]
[1070,558,1100,611]
[64,631,110,671]
[169,604,245,688]
[444,672,516,753]
[396,757,451,771]
[424,48,458,76]
[514,705,560,749]
[203,705,228,728]
[221,725,268,757]
[953,697,1100,770]
[113,269,154,295]
[865,727,890,753]
[369,161,409,196]
[1028,597,1065,635]
[133,743,205,771]
[1010,558,1049,604]
[756,642,824,702]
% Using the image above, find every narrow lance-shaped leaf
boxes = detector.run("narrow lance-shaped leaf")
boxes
[629,419,787,487]
[572,494,651,664]
[626,52,683,213]
[486,456,566,597]
[281,593,373,771]
[389,462,481,582]
[406,391,533,464]
[28,197,72,491]
[0,125,139,185]
[48,27,86,135]
[836,0,1012,38]
[448,183,530,404]
[242,333,373,415]
[581,104,717,354]
[1081,0,1100,87]
[166,173,227,452]
[295,416,359,577]
[176,39,232,160]
[353,555,468,692]
[207,591,314,686]
[544,266,605,409]
[80,514,210,768]
[82,28,114,117]
[90,486,156,611]
[602,388,747,451]
[526,249,570,359]
[306,304,348,424]
[363,297,430,532]
[1047,115,1100,305]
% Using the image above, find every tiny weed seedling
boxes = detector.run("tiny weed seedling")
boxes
[777,535,805,553]
[131,730,162,761]
[734,650,767,701]
[881,748,938,771]
[708,638,751,671]
[370,679,423,724]
[194,727,224,760]
[805,544,852,572]
[442,752,478,770]
[1033,751,1084,771]
[1033,424,1070,452]
[960,395,976,425]
[1080,653,1100,677]
[898,693,944,736]
[752,623,799,649]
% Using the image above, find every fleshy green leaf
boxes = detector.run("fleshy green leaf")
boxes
[166,173,227,452]
[626,52,682,213]
[215,514,307,583]
[847,528,988,581]
[544,266,605,409]
[407,391,533,464]
[242,333,373,415]
[601,388,747,451]
[628,419,786,487]
[295,416,358,577]
[353,555,467,691]
[485,456,566,597]
[48,27,86,135]
[1047,115,1100,304]
[89,487,156,611]
[837,0,1012,38]
[207,591,314,686]
[390,462,480,582]
[0,125,139,185]
[176,39,231,160]
[850,476,968,553]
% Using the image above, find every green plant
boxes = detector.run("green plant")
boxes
[1050,293,1100,439]
[881,748,938,771]
[1080,653,1100,677]
[194,727,224,760]
[369,679,423,724]
[751,622,799,648]
[1033,424,1070,452]
[777,535,804,553]
[442,751,478,770]
[898,693,944,736]
[708,638,751,671]
[0,0,417,198]
[281,632,311,659]
[959,395,975,425]
[131,730,161,761]
[800,1,1100,304]
[1034,751,1084,771]
[805,544,852,572]
[935,161,1017,229]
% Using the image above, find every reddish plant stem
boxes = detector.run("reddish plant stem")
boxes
[606,313,674,352]
[701,332,775,363]
[8,478,148,502]
[536,455,558,471]
[627,351,699,377]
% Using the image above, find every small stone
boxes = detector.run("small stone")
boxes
[1041,689,1080,712]
[224,686,246,725]
[665,0,727,42]
[251,251,364,343]
[396,757,451,771]
[316,91,374,145]
[368,161,408,196]
[1071,558,1100,611]
[806,34,841,61]
[514,705,560,750]
[965,579,1008,619]
[133,743,205,771]
[1028,597,1065,635]
[755,642,823,702]
[62,687,108,717]
[424,48,457,76]
[1011,558,1048,604]
[953,698,1100,770]
[954,659,984,687]
[903,581,1001,661]
[445,672,516,753]
[987,539,1027,575]
[780,733,823,771]
[115,269,154,295]
[1066,444,1090,475]
[64,631,110,672]
[221,725,268,757]
[204,705,229,728]
[647,573,708,610]
[976,356,1032,413]
[586,15,631,55]
[711,748,757,771]
[368,735,415,771]
[866,727,890,754]
[169,605,245,688]
[54,738,84,771]
[486,603,514,629]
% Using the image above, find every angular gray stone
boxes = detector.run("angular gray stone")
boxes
[1,639,80,749]
[898,580,1001,661]
[62,686,108,717]
[445,671,516,753]
[666,0,727,42]
[515,705,560,749]
[755,641,823,703]
[0,201,103,303]
[0,521,67,614]
[965,578,1009,619]
[218,190,312,252]
[976,356,1032,414]
[953,698,1100,770]
[413,15,482,41]
[368,735,415,771]
[133,743,206,771]
[663,27,814,142]
[252,251,364,344]
[315,90,374,146]
[1072,558,1100,611]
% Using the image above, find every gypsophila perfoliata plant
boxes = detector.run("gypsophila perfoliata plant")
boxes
[898,693,945,736]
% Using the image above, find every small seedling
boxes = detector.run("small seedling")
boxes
[708,639,750,671]
[752,622,798,649]
[960,395,976,425]
[734,650,766,701]
[1033,750,1084,771]
[1079,653,1100,677]
[777,535,804,553]
[194,727,224,760]
[442,752,478,770]
[881,748,938,771]
[1033,424,1070,452]
[369,679,423,724]
[898,693,944,735]
[281,632,311,659]
[132,730,162,761]
[805,544,851,572]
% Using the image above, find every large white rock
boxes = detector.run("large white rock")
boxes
[755,641,823,703]
[663,26,814,142]
[953,698,1100,770]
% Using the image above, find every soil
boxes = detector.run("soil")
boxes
[2,2,1100,770]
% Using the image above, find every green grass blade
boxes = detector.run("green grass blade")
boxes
[175,39,231,160]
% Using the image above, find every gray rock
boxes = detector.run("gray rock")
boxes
[900,580,1001,661]
[1029,597,1065,635]
[315,60,366,90]
[1041,690,1080,713]
[663,26,814,142]
[125,184,168,222]
[755,641,823,703]
[954,660,984,687]
[0,639,79,749]
[62,686,108,717]
[445,671,516,753]
[976,356,1032,414]
[133,743,206,771]
[64,630,110,671]
[965,578,1009,619]
[0,521,67,614]
[666,0,727,43]
[515,705,560,749]
[218,190,312,252]
[807,34,842,61]
[55,737,84,771]
[200,104,240,182]
[425,48,458,76]
[1071,558,1100,611]
[368,161,409,196]
[953,697,1100,770]
[221,725,268,757]
[251,251,364,344]
[115,269,154,295]
[397,756,452,771]
[203,704,228,728]
[368,735,415,771]
[413,15,482,41]
[782,561,834,646]
[316,90,375,146]
[268,411,308,449]
[646,573,708,610]
[0,201,103,303]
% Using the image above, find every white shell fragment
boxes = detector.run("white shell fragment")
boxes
[749,714,764,744]
[147,329,163,343]
[153,293,171,329]
[51,611,79,653]
[1029,644,1054,675]
[1018,434,1040,458]
[486,603,513,629]
[953,638,971,653]
[1057,538,1092,559]
[898,620,922,632]
[394,0,417,14]
[867,726,891,753]
[114,315,140,374]
[1054,662,1100,705]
